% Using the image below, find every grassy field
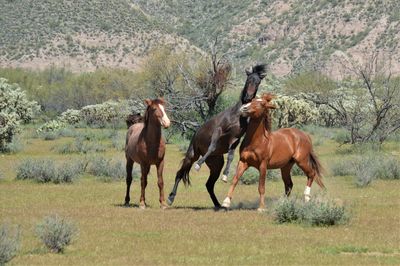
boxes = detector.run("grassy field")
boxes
[0,128,399,265]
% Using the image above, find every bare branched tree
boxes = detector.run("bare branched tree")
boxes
[295,51,400,144]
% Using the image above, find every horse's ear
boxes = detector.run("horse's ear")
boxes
[144,99,152,106]
[245,67,252,76]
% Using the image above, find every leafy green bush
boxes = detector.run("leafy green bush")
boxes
[36,214,78,253]
[273,197,349,226]
[0,224,20,265]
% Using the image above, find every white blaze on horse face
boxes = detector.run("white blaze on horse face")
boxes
[239,102,252,115]
[158,104,170,128]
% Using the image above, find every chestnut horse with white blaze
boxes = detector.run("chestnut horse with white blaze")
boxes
[124,98,171,209]
[222,93,325,211]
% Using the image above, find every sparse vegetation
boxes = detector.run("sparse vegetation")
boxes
[273,196,349,226]
[0,224,20,265]
[35,214,78,253]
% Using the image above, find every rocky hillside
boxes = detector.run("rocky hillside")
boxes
[1,0,400,77]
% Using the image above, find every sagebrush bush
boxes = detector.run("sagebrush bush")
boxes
[291,164,304,176]
[88,156,129,182]
[330,159,355,176]
[331,153,400,186]
[1,135,23,154]
[36,214,78,253]
[16,159,84,183]
[273,197,349,226]
[240,167,280,185]
[0,224,20,265]
[274,197,300,223]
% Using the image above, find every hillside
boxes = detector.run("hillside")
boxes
[1,0,400,77]
[0,0,197,72]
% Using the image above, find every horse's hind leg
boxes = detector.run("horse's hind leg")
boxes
[295,159,316,202]
[139,164,150,209]
[156,159,167,209]
[205,155,224,208]
[194,127,222,171]
[124,158,134,206]
[280,161,295,196]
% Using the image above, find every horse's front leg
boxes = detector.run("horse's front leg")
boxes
[194,127,222,171]
[221,160,248,209]
[156,159,167,209]
[139,164,150,209]
[257,163,267,212]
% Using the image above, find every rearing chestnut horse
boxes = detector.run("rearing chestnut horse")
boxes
[124,98,171,209]
[167,65,267,208]
[222,93,325,211]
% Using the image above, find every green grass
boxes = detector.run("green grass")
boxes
[0,128,399,265]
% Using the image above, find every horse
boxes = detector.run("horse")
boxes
[126,113,144,128]
[124,98,171,209]
[167,64,267,208]
[221,93,325,211]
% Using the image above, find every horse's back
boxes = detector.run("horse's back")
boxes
[125,123,144,159]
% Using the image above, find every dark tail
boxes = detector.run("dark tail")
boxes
[309,151,326,189]
[177,139,197,187]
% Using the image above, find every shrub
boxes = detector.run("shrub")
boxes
[300,198,349,226]
[111,131,125,151]
[1,135,23,153]
[35,214,78,253]
[353,156,376,187]
[88,156,129,182]
[274,197,300,223]
[16,159,84,183]
[240,167,280,185]
[273,196,349,226]
[0,224,20,265]
[330,159,355,176]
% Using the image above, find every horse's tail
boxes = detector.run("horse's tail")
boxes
[177,139,197,187]
[309,151,326,189]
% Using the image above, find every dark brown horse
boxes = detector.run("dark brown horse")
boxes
[124,98,171,209]
[126,113,143,128]
[167,65,267,208]
[221,93,325,211]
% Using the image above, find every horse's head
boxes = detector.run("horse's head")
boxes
[240,93,276,118]
[144,98,171,128]
[240,64,267,104]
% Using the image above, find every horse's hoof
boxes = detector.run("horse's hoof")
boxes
[221,175,228,183]
[124,202,130,207]
[167,197,174,206]
[257,208,266,213]
[161,204,168,210]
[221,197,231,209]
[139,203,146,210]
[215,206,228,212]
[194,163,201,171]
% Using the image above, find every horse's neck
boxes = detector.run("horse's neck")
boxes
[244,116,269,145]
[143,117,162,144]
